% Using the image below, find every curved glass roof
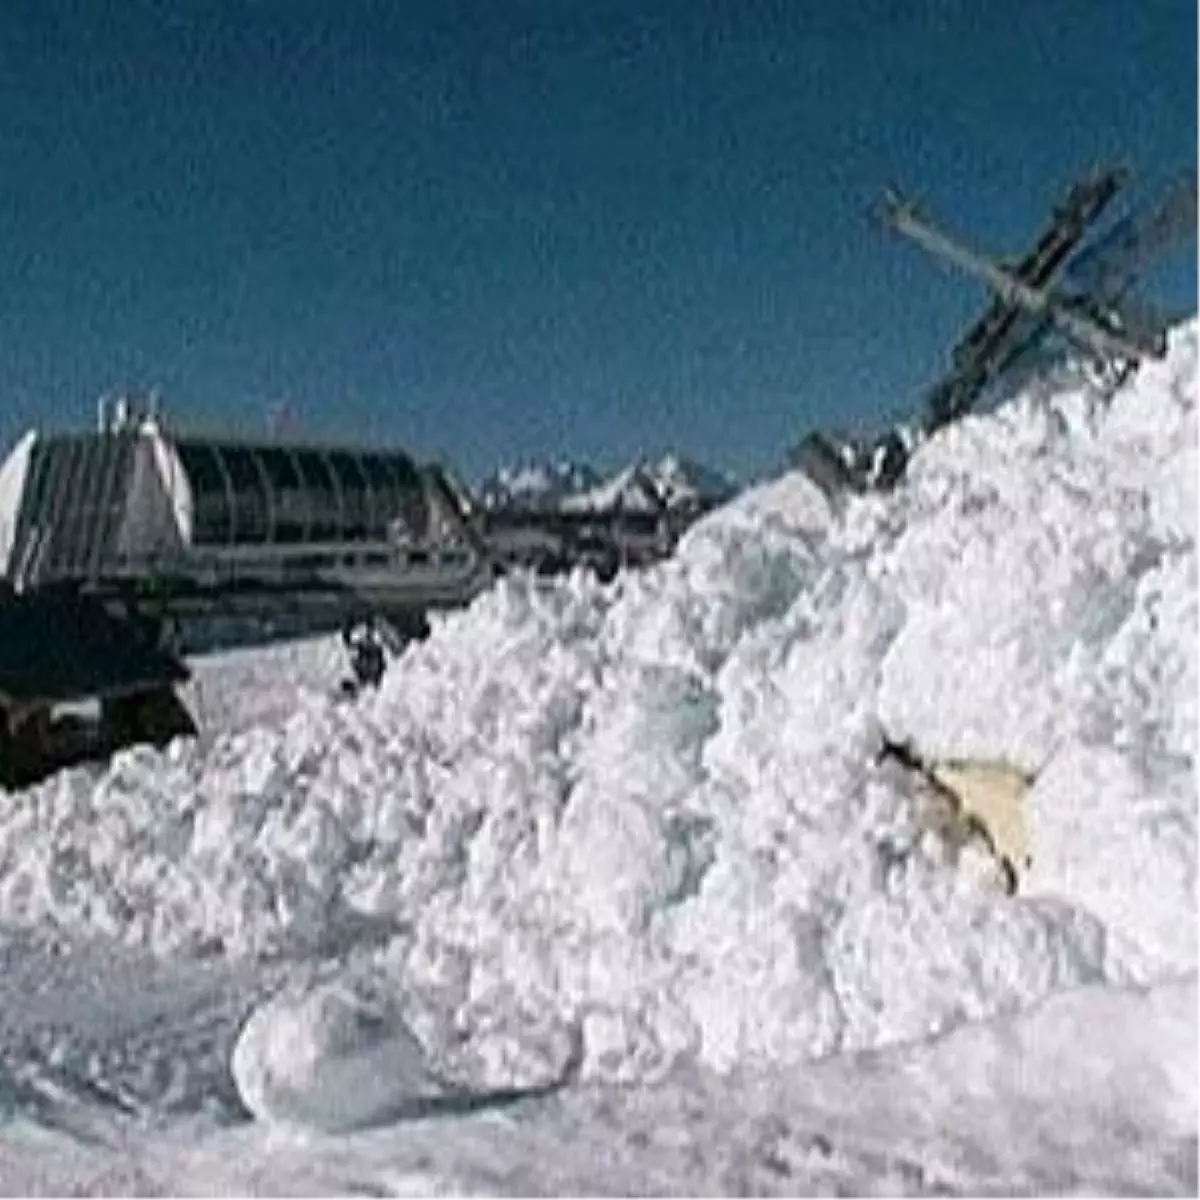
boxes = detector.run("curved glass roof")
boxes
[169,437,427,547]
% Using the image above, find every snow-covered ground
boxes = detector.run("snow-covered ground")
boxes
[0,322,1195,1194]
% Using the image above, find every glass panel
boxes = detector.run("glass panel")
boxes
[175,441,231,544]
[327,451,370,540]
[259,447,308,542]
[219,446,269,544]
[167,441,428,548]
[383,452,420,491]
[357,453,400,540]
[297,450,340,541]
[383,454,429,544]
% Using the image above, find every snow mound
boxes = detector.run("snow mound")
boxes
[231,977,439,1133]
[0,320,1194,1094]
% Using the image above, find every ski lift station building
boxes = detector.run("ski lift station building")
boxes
[0,410,491,620]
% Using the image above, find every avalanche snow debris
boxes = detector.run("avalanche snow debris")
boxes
[0,323,1195,1105]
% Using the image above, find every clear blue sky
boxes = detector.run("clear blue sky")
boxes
[0,0,1194,480]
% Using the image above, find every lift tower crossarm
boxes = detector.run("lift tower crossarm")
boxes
[880,189,1166,365]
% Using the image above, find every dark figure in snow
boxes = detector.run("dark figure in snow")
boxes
[341,620,387,694]
[352,635,386,689]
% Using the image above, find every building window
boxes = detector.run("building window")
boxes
[176,441,233,545]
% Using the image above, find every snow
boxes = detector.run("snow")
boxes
[474,459,601,512]
[559,459,665,512]
[561,452,739,514]
[649,452,740,509]
[0,964,1193,1195]
[0,319,1195,1191]
[479,452,738,514]
[232,976,441,1133]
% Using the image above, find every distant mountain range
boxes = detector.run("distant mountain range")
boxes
[474,460,602,512]
[475,454,739,515]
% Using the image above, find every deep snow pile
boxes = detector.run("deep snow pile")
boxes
[0,324,1194,1100]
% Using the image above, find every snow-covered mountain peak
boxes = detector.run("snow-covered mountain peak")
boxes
[477,451,739,515]
[644,452,739,509]
[475,459,600,511]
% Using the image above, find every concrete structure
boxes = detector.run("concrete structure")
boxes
[0,413,492,624]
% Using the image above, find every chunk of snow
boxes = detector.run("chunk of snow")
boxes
[231,977,439,1133]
